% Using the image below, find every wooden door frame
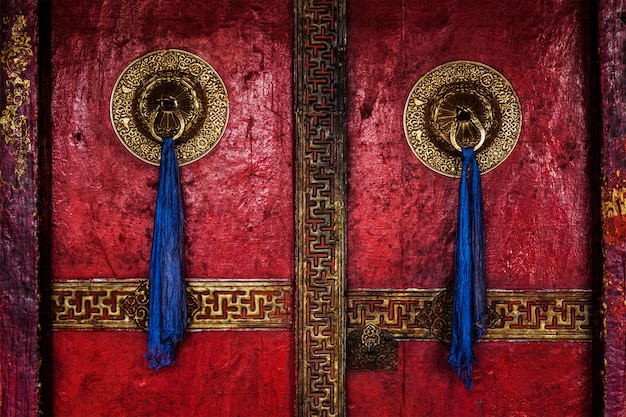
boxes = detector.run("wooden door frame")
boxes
[1,0,625,416]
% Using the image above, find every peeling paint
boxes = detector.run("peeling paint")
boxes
[602,186,626,219]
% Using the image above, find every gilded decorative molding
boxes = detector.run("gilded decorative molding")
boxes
[51,279,592,342]
[295,0,347,415]
[52,279,292,330]
[347,287,593,341]
[119,280,202,330]
[0,13,33,188]
[484,290,593,340]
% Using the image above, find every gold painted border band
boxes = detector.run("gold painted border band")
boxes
[52,279,292,330]
[51,280,592,341]
[347,289,593,341]
[0,13,34,188]
[295,0,347,416]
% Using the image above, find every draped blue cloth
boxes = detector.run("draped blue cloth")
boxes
[448,147,487,389]
[145,136,187,370]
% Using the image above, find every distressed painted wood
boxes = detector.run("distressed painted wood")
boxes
[0,1,40,416]
[599,0,626,415]
[0,0,624,415]
[295,0,347,415]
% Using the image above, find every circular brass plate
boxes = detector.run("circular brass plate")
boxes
[403,61,521,177]
[110,49,229,165]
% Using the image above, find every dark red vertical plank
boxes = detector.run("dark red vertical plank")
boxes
[0,1,40,416]
[599,1,626,415]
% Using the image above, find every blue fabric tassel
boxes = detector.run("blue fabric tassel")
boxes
[448,147,487,389]
[145,136,187,370]
[469,152,487,341]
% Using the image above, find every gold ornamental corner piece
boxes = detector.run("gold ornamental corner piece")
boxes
[403,61,522,177]
[110,49,229,165]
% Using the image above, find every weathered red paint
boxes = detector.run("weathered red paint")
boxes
[50,0,294,280]
[347,0,595,291]
[53,331,294,417]
[49,0,294,415]
[346,0,595,414]
[599,0,626,415]
[3,0,624,415]
[348,342,592,417]
[0,1,40,416]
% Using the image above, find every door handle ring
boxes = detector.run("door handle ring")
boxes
[149,109,186,143]
[449,112,486,153]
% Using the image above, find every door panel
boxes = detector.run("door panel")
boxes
[49,1,294,416]
[346,0,594,415]
[34,0,598,415]
[50,0,294,281]
[0,1,616,416]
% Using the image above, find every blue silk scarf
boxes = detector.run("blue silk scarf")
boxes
[145,136,187,370]
[448,147,487,389]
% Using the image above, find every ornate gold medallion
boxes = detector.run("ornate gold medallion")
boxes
[404,61,521,177]
[110,49,229,165]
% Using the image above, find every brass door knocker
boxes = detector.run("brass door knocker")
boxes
[449,108,486,152]
[403,61,522,388]
[403,61,521,176]
[110,49,229,165]
[148,103,186,143]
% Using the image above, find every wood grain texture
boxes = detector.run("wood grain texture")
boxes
[0,1,40,416]
[599,0,626,415]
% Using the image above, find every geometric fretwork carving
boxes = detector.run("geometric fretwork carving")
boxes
[52,279,292,330]
[295,0,347,415]
[484,290,593,340]
[347,287,593,341]
[52,280,592,342]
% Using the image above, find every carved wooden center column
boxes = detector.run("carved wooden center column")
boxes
[295,0,347,415]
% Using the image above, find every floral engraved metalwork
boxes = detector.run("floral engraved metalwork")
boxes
[0,13,33,188]
[404,61,521,177]
[347,323,398,371]
[110,49,228,165]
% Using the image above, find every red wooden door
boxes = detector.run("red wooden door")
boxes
[345,1,597,416]
[2,0,607,416]
[48,1,295,415]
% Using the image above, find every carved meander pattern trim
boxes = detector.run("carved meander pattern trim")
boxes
[51,280,593,341]
[52,279,292,330]
[295,0,347,416]
[347,288,593,342]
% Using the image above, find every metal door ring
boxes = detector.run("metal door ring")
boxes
[110,49,229,166]
[403,61,522,177]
